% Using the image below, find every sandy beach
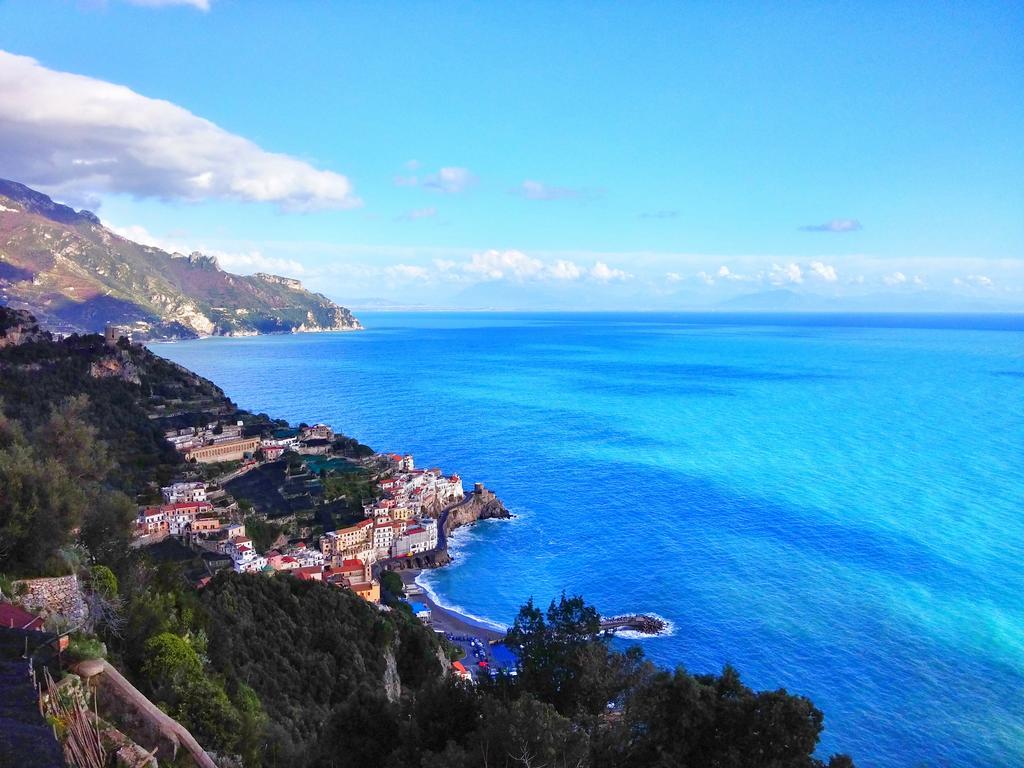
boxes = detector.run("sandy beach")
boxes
[399,569,505,643]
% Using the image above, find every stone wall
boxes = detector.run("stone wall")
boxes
[13,575,88,627]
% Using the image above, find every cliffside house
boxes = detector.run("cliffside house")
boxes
[163,501,215,536]
[301,423,334,441]
[261,443,286,461]
[161,481,207,504]
[325,559,380,604]
[137,508,169,535]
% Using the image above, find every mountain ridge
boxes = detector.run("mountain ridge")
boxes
[0,178,361,339]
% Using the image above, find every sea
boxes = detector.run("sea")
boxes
[155,312,1024,768]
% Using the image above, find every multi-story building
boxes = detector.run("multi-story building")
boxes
[320,519,373,557]
[436,474,465,503]
[184,436,261,464]
[164,501,215,536]
[137,508,169,535]
[372,519,407,556]
[190,517,223,534]
[161,482,207,504]
[393,517,439,557]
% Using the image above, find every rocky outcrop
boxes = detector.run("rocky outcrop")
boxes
[444,483,512,536]
[0,307,49,348]
[382,647,401,704]
[89,351,141,384]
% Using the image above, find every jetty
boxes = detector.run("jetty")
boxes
[599,614,666,636]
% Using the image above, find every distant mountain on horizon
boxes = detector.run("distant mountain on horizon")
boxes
[717,288,1022,314]
[0,178,361,339]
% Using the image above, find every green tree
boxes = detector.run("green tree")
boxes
[143,631,202,687]
[506,593,642,717]
[89,565,119,598]
[379,570,405,600]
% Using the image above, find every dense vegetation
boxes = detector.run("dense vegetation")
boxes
[0,330,225,496]
[0,394,136,573]
[288,594,854,768]
[0,310,857,767]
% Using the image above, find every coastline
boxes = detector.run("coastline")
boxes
[399,569,506,643]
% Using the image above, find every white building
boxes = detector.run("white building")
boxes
[229,539,267,573]
[161,482,207,504]
[393,518,439,557]
[372,519,406,555]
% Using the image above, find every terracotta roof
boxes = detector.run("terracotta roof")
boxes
[0,603,44,631]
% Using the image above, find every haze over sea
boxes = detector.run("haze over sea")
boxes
[157,312,1024,768]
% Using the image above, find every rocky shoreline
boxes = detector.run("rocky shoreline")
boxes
[378,482,513,572]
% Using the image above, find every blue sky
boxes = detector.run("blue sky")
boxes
[0,0,1021,309]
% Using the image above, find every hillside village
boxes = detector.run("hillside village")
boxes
[136,417,471,608]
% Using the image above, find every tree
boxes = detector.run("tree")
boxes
[143,631,202,688]
[89,565,118,598]
[379,570,405,600]
[506,593,640,717]
[606,665,856,768]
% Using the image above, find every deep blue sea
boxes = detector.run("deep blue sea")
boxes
[155,312,1024,768]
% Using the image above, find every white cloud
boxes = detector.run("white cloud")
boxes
[122,0,211,10]
[769,262,803,285]
[0,51,358,210]
[518,180,588,201]
[427,250,632,284]
[800,218,862,233]
[954,274,994,288]
[883,271,907,286]
[465,250,544,281]
[208,250,307,276]
[548,259,583,280]
[590,261,630,282]
[809,261,839,282]
[665,272,683,283]
[423,167,475,194]
[106,220,306,275]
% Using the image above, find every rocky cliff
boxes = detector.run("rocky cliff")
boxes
[0,307,49,348]
[444,484,512,535]
[0,178,362,339]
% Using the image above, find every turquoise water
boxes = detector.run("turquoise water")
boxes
[156,312,1024,767]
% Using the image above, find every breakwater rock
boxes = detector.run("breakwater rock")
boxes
[600,614,668,636]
